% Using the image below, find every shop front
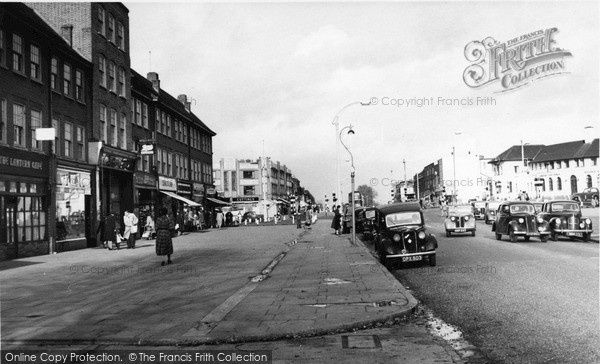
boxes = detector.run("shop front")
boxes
[55,167,93,252]
[100,151,135,230]
[0,146,49,260]
[135,172,157,226]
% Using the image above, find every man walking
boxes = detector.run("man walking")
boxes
[123,209,139,249]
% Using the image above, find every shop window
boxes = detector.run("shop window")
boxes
[13,104,26,148]
[30,44,41,81]
[30,109,42,150]
[14,195,46,243]
[56,169,90,241]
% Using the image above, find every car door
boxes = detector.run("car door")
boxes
[495,204,509,234]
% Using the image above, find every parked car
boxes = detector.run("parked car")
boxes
[360,207,378,240]
[471,201,486,220]
[492,201,551,242]
[484,201,501,224]
[374,202,437,268]
[445,205,476,237]
[354,207,366,233]
[571,187,599,207]
[538,200,593,242]
[532,202,544,214]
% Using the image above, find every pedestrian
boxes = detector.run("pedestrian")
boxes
[155,207,174,266]
[123,209,139,249]
[176,211,184,236]
[144,213,155,239]
[102,211,118,250]
[216,209,224,229]
[237,211,242,225]
[226,211,233,227]
[331,205,342,235]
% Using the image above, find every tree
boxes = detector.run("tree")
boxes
[357,184,378,206]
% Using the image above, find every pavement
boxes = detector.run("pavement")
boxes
[0,215,418,348]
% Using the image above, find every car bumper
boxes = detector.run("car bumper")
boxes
[385,251,435,259]
[554,229,593,234]
[511,231,550,236]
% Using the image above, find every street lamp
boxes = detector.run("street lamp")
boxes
[340,125,356,246]
[332,101,370,210]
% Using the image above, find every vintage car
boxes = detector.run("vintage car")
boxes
[374,202,438,268]
[538,200,593,241]
[532,202,544,214]
[471,201,486,220]
[571,187,599,207]
[360,207,378,240]
[484,201,501,224]
[445,205,476,237]
[492,201,551,242]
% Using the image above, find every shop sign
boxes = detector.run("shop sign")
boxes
[193,182,205,193]
[158,176,177,191]
[233,196,259,202]
[0,146,48,177]
[178,180,192,195]
[206,188,216,195]
[134,173,157,187]
[101,153,135,171]
[140,141,155,155]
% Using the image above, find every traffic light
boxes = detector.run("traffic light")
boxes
[332,192,337,202]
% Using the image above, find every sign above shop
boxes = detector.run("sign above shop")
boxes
[0,146,49,177]
[158,176,177,191]
[206,188,216,195]
[101,153,136,171]
[139,140,155,155]
[233,196,259,202]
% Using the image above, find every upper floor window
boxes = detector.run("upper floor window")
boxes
[109,108,117,146]
[0,29,5,67]
[12,33,24,73]
[166,114,171,137]
[30,44,41,81]
[117,67,125,96]
[30,109,42,151]
[0,98,6,144]
[99,55,107,88]
[64,122,73,158]
[108,61,116,92]
[52,118,59,155]
[107,14,115,43]
[119,113,127,149]
[75,70,84,101]
[13,104,26,147]
[63,63,72,95]
[99,104,107,144]
[117,22,125,49]
[142,103,148,128]
[51,57,58,90]
[97,6,106,36]
[135,99,141,125]
[76,126,85,161]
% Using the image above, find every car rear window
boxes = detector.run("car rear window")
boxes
[509,204,535,214]
[385,212,421,227]
[550,202,580,212]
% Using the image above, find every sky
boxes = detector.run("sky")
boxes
[125,1,599,204]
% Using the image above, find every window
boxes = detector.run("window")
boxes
[0,98,6,144]
[117,22,124,49]
[12,33,24,73]
[0,29,5,66]
[135,99,141,125]
[166,114,171,137]
[99,104,107,143]
[557,177,562,191]
[161,150,167,175]
[167,152,172,176]
[30,109,42,150]
[63,63,71,95]
[51,57,58,90]
[64,122,72,157]
[142,103,148,128]
[13,104,25,147]
[587,175,593,188]
[98,6,106,36]
[117,67,125,96]
[119,113,126,149]
[549,178,553,191]
[52,118,59,155]
[16,195,46,243]
[75,70,83,101]
[110,109,117,146]
[30,44,41,80]
[108,62,115,91]
[108,14,115,43]
[76,126,85,160]
[99,55,106,88]
[183,123,187,143]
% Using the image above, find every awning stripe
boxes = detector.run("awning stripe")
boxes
[160,191,201,206]
[207,197,232,205]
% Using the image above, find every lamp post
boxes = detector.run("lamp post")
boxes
[340,125,356,246]
[332,101,370,209]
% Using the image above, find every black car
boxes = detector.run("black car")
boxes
[492,201,551,242]
[374,202,438,268]
[360,207,378,240]
[538,200,593,241]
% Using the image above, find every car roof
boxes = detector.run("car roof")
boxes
[546,200,579,204]
[503,201,534,206]
[376,202,421,214]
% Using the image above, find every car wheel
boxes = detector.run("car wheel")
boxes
[551,231,558,241]
[471,230,476,237]
[509,228,518,243]
[540,235,549,242]
[495,233,502,241]
[428,254,436,267]
[446,231,451,237]
[524,236,530,241]
[570,236,577,241]
[583,233,591,242]
[378,250,386,265]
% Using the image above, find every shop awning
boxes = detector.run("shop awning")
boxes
[161,191,201,206]
[206,197,232,206]
[277,198,291,205]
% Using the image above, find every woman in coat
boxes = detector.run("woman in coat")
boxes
[155,208,174,266]
[102,212,118,249]
[331,205,342,235]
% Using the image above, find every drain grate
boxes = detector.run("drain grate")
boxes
[341,335,382,349]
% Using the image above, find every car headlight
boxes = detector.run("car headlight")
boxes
[555,219,562,226]
[464,216,470,221]
[585,218,592,225]
[418,231,426,239]
[518,218,524,224]
[393,234,401,242]
[538,227,544,232]
[450,217,456,221]
[579,222,585,228]
[537,217,544,224]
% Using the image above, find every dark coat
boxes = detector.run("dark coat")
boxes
[155,215,174,256]
[331,210,342,230]
[102,214,117,242]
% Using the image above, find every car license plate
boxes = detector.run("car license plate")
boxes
[567,232,582,237]
[402,255,423,262]
[454,228,466,232]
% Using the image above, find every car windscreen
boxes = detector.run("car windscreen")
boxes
[550,202,580,212]
[487,203,501,209]
[448,206,472,215]
[365,210,376,219]
[385,212,422,227]
[509,204,535,214]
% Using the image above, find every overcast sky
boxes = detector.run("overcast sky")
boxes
[125,1,599,203]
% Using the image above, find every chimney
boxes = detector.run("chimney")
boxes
[147,72,160,93]
[61,25,73,47]
[178,94,191,112]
